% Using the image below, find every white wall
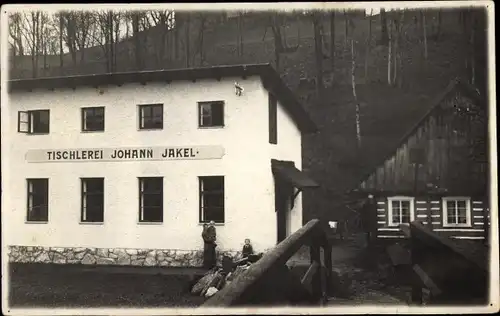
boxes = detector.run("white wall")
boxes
[269,99,304,237]
[2,76,296,253]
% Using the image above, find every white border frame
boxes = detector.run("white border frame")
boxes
[387,196,415,227]
[442,196,472,228]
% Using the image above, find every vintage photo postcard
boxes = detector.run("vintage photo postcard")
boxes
[1,2,498,315]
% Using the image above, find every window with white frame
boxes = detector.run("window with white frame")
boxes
[138,177,163,222]
[138,104,163,130]
[82,107,105,132]
[81,178,104,223]
[18,110,50,134]
[442,197,471,227]
[387,197,415,227]
[198,101,224,128]
[26,178,49,222]
[199,176,225,223]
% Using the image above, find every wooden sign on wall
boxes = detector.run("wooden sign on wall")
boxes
[25,146,225,163]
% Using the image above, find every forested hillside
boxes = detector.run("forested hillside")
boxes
[7,8,489,221]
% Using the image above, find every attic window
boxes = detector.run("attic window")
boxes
[18,110,50,134]
[199,101,224,128]
[139,104,163,130]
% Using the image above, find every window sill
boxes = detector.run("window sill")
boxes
[442,224,472,228]
[137,221,163,225]
[79,221,104,225]
[24,133,50,136]
[25,221,48,224]
[138,128,163,131]
[198,222,225,226]
[81,130,105,133]
[198,126,225,129]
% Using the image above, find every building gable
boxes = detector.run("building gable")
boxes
[357,79,487,196]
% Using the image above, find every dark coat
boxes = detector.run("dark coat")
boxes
[203,225,217,243]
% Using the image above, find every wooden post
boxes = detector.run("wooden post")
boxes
[310,238,322,301]
[483,201,489,245]
[322,230,333,297]
[426,197,432,228]
[410,225,423,304]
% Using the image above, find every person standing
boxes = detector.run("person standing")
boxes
[202,221,217,269]
[361,194,377,247]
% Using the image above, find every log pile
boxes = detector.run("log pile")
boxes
[191,254,263,298]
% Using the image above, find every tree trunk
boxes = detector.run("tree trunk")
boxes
[330,11,335,71]
[422,11,428,61]
[351,37,361,149]
[470,15,475,85]
[239,13,244,58]
[158,13,167,66]
[198,15,206,66]
[271,15,283,70]
[185,13,190,67]
[133,13,142,70]
[380,8,389,45]
[344,10,348,46]
[387,20,392,86]
[392,17,398,85]
[59,15,64,72]
[364,9,372,81]
[436,9,442,40]
[397,11,405,88]
[114,16,120,71]
[109,12,114,72]
[313,13,324,96]
[174,17,179,60]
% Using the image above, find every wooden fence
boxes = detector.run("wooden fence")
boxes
[401,221,489,305]
[202,219,333,307]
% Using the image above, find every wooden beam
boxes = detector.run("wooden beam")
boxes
[413,264,442,297]
[203,219,322,306]
[300,261,319,291]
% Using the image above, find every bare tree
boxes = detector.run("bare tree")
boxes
[348,16,361,148]
[330,11,335,71]
[21,11,44,78]
[237,12,244,58]
[312,12,324,96]
[131,11,143,70]
[8,13,24,70]
[364,9,373,80]
[421,10,428,62]
[185,12,191,67]
[59,11,79,66]
[380,8,389,45]
[149,10,173,67]
[58,13,64,72]
[436,9,442,40]
[195,12,208,66]
[387,18,392,85]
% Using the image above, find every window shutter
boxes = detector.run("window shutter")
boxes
[18,111,30,133]
[269,93,277,144]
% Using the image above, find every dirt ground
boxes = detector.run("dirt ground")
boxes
[7,263,206,308]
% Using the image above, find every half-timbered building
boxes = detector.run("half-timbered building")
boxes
[353,79,489,242]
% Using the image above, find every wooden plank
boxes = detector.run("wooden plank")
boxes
[301,261,319,290]
[413,264,442,297]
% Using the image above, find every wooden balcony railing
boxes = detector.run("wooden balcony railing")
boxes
[202,219,333,307]
[401,221,489,305]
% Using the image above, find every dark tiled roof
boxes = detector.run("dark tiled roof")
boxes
[352,78,485,192]
[8,63,317,134]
